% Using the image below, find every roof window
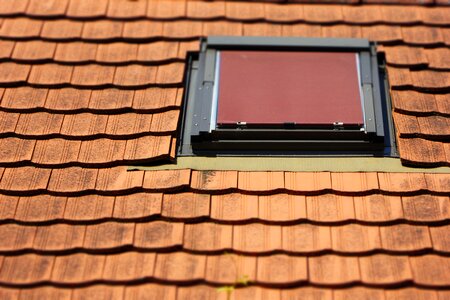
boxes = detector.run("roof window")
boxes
[178,36,396,157]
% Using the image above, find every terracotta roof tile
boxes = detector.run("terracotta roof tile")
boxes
[72,285,124,300]
[124,135,171,161]
[410,255,450,286]
[259,194,306,222]
[147,1,186,19]
[284,172,331,192]
[95,167,144,191]
[233,223,282,253]
[28,64,73,86]
[257,255,307,285]
[0,167,51,192]
[203,21,243,36]
[0,138,35,163]
[205,254,256,285]
[78,139,126,164]
[386,288,439,300]
[425,173,450,193]
[0,87,48,110]
[307,194,355,222]
[105,113,149,136]
[41,20,84,39]
[378,172,427,192]
[12,41,57,61]
[113,64,156,87]
[103,252,155,281]
[282,288,332,300]
[331,224,381,253]
[354,195,404,222]
[162,21,202,38]
[137,41,179,62]
[425,48,450,69]
[16,112,63,136]
[0,40,14,59]
[106,0,148,19]
[282,24,322,38]
[31,139,81,165]
[434,94,450,115]
[27,0,69,17]
[421,7,450,26]
[331,172,379,193]
[48,167,98,193]
[60,113,107,136]
[20,287,71,300]
[122,20,164,39]
[149,110,179,133]
[161,192,209,219]
[308,255,360,285]
[51,253,105,283]
[265,3,304,22]
[0,0,29,15]
[383,46,428,67]
[402,195,450,222]
[82,20,124,40]
[156,63,185,84]
[177,285,221,300]
[154,252,206,281]
[303,5,343,23]
[15,195,66,222]
[0,224,37,251]
[33,224,85,251]
[361,25,403,42]
[382,6,421,23]
[71,65,115,86]
[0,63,31,84]
[0,195,19,220]
[238,171,284,192]
[113,192,162,219]
[134,221,183,249]
[64,195,114,221]
[321,25,362,39]
[391,90,439,114]
[233,287,282,300]
[402,26,444,45]
[210,193,258,221]
[89,89,133,110]
[125,284,176,300]
[430,226,450,253]
[132,88,180,110]
[191,170,238,191]
[282,224,331,253]
[226,2,264,20]
[184,223,232,251]
[342,6,383,24]
[398,138,447,166]
[243,23,282,37]
[96,42,138,63]
[44,88,91,111]
[0,254,54,284]
[334,288,385,300]
[380,224,432,251]
[83,222,134,250]
[0,18,43,38]
[66,0,108,18]
[187,1,225,19]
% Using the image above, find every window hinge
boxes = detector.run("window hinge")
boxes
[236,121,247,129]
[333,122,344,130]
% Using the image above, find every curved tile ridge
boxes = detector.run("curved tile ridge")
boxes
[0,87,184,113]
[0,2,449,25]
[0,110,179,139]
[1,169,449,196]
[0,252,448,288]
[0,285,446,300]
[0,222,447,255]
[0,193,449,225]
[0,135,172,167]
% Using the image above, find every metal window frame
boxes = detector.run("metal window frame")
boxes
[178,36,397,157]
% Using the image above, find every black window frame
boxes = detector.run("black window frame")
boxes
[178,36,397,157]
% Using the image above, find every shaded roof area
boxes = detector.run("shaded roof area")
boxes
[0,0,449,299]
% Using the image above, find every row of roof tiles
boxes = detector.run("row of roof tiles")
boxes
[1,193,448,224]
[0,221,448,254]
[0,63,448,90]
[0,1,448,24]
[1,285,449,300]
[1,41,449,71]
[0,252,448,287]
[1,19,449,44]
[0,168,448,194]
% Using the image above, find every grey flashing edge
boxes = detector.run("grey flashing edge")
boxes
[129,36,449,173]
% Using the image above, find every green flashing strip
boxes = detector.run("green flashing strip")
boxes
[128,157,450,173]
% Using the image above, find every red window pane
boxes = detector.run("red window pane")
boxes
[216,51,364,126]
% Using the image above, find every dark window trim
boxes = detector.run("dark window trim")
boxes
[178,36,397,157]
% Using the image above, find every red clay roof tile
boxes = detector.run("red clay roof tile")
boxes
[353,195,404,222]
[44,88,91,111]
[89,88,134,110]
[210,193,258,221]
[285,172,331,192]
[134,221,183,249]
[307,194,356,222]
[106,0,148,19]
[410,255,450,286]
[378,172,427,192]
[0,195,18,220]
[78,139,126,164]
[113,64,157,87]
[122,20,164,39]
[226,2,265,20]
[83,222,134,249]
[425,48,450,69]
[0,167,51,192]
[48,167,98,193]
[96,42,138,63]
[402,195,450,222]
[331,224,381,253]
[0,18,43,38]
[303,5,343,23]
[132,88,179,110]
[60,113,108,137]
[184,223,233,251]
[71,65,115,86]
[203,21,243,36]
[342,6,383,24]
[113,192,162,219]
[64,195,114,221]
[72,285,124,300]
[54,42,98,63]
[191,170,238,191]
[12,41,57,61]
[0,0,29,15]
[27,0,69,17]
[51,253,105,283]
[20,287,72,300]
[187,1,225,19]
[362,25,403,42]
[265,3,304,22]
[380,224,432,251]
[334,287,385,300]
[0,138,35,163]
[161,192,209,219]
[243,23,282,37]
[386,288,439,300]
[16,112,63,136]
[102,252,155,281]
[308,255,360,285]
[398,138,447,166]
[402,26,444,45]
[137,41,179,62]
[0,254,54,284]
[41,20,84,39]
[205,254,256,285]
[0,40,14,59]
[28,64,73,86]
[147,1,186,19]
[124,284,176,300]
[82,20,124,40]
[282,24,322,38]
[321,25,362,38]
[15,195,66,222]
[154,252,206,281]
[33,224,85,251]
[421,7,450,25]
[391,90,439,114]
[66,0,108,18]
[233,223,282,253]
[331,172,379,193]
[162,20,202,38]
[238,171,284,192]
[31,139,81,165]
[124,135,171,161]
[430,225,450,253]
[282,224,331,253]
[0,224,37,251]
[259,194,307,222]
[95,167,144,191]
[0,63,31,84]
[257,254,307,285]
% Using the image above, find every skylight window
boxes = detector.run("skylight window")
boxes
[179,36,396,156]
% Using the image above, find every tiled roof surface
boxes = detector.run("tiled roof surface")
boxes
[0,0,449,299]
